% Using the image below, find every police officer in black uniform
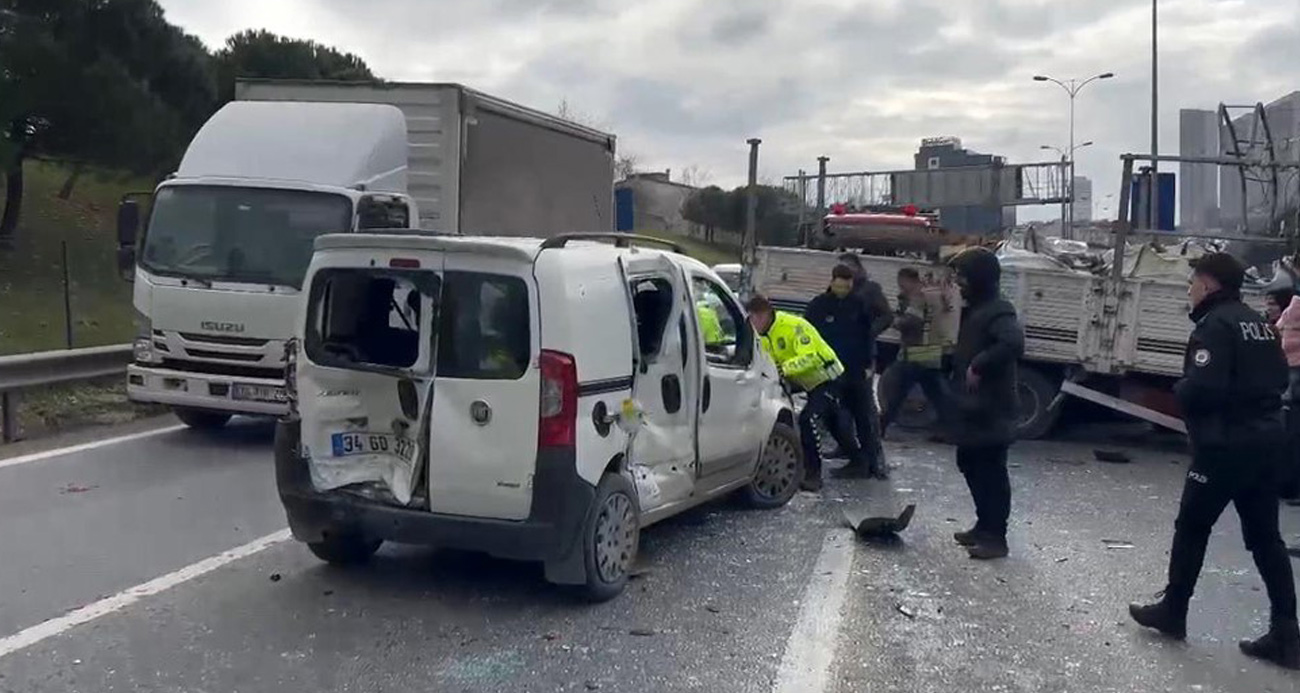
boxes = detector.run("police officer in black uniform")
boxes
[1129,252,1299,670]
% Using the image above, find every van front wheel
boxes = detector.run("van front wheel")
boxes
[580,473,640,602]
[742,423,803,509]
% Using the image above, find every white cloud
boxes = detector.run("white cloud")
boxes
[158,0,1300,220]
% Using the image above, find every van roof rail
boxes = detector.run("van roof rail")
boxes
[539,233,685,254]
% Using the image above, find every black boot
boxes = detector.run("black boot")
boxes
[967,534,1009,560]
[953,526,982,547]
[1240,620,1300,670]
[868,459,891,480]
[1128,593,1188,640]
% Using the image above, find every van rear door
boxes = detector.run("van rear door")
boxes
[298,252,443,505]
[423,254,538,521]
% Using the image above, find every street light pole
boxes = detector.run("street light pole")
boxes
[1033,72,1114,238]
[1150,0,1160,231]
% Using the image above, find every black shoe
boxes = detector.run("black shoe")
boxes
[967,536,1009,560]
[830,464,871,479]
[1128,595,1188,640]
[1240,621,1300,670]
[869,462,891,480]
[953,527,982,547]
[800,477,824,492]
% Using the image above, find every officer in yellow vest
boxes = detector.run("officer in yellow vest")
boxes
[746,293,868,491]
[697,299,726,353]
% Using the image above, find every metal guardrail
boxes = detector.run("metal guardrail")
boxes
[0,344,132,443]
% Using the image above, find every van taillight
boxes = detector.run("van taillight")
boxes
[538,350,577,448]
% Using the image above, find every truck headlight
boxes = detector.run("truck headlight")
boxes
[133,338,158,364]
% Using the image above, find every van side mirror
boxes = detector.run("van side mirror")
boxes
[117,199,140,248]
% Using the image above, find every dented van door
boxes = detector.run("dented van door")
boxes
[619,253,700,517]
[298,255,443,505]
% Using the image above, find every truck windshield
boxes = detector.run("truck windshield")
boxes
[140,185,352,289]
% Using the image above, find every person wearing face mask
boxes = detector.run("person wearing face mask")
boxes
[805,263,889,479]
[1129,252,1297,670]
[946,247,1024,560]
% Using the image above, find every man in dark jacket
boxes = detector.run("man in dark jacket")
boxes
[947,248,1024,560]
[818,253,893,477]
[1129,252,1298,670]
[806,264,887,478]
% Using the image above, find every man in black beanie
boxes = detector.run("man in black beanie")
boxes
[1130,252,1298,670]
[947,247,1024,560]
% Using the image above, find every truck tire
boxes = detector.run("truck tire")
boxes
[307,533,382,566]
[1015,366,1062,440]
[579,473,640,602]
[742,423,803,509]
[174,408,232,430]
[877,362,939,431]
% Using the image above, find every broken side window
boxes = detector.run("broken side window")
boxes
[631,276,675,360]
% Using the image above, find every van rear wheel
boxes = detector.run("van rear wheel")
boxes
[580,473,640,602]
[174,408,232,431]
[307,533,382,566]
[742,423,803,509]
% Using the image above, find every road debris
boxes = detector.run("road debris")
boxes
[629,628,656,637]
[269,573,282,582]
[896,604,917,620]
[1102,539,1136,550]
[1093,450,1132,464]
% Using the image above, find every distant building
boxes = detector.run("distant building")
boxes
[1179,108,1220,230]
[614,170,697,236]
[1071,176,1093,223]
[912,137,1016,234]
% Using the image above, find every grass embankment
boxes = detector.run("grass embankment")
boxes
[638,229,740,267]
[1,161,164,444]
[0,159,144,355]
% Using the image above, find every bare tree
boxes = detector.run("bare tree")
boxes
[615,153,639,182]
[678,164,711,188]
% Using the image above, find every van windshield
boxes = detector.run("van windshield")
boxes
[140,185,353,289]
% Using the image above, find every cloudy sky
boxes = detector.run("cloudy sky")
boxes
[159,0,1299,220]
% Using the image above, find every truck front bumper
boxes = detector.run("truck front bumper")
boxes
[127,364,289,416]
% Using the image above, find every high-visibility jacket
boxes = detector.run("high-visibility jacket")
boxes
[697,302,725,347]
[759,311,844,391]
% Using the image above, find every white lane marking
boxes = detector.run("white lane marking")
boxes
[0,425,185,470]
[0,529,291,660]
[773,529,855,693]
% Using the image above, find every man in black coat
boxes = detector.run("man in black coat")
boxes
[805,254,893,478]
[1129,252,1298,670]
[946,248,1024,560]
[806,263,888,479]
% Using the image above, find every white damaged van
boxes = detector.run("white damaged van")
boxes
[274,232,802,600]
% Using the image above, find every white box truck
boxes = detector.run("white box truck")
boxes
[117,80,616,429]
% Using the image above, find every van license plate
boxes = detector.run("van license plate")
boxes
[330,432,414,461]
[232,384,287,402]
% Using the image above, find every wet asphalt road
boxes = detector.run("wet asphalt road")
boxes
[0,420,1298,692]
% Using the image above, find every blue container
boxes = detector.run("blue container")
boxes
[1129,172,1176,231]
[615,188,634,232]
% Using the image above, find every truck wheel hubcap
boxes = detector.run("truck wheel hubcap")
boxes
[755,433,798,499]
[594,493,635,583]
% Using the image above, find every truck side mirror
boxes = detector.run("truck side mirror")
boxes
[117,246,136,283]
[117,199,140,248]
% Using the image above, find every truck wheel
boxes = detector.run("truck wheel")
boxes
[174,408,232,430]
[742,423,803,509]
[1015,366,1062,440]
[877,363,939,430]
[579,473,640,602]
[307,533,382,566]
